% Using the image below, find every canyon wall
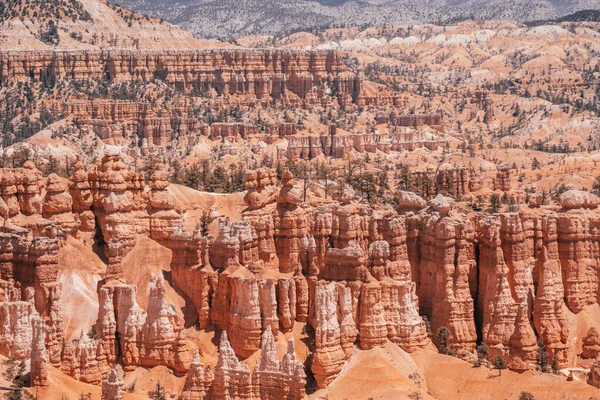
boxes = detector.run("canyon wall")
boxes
[0,49,359,102]
[2,157,600,397]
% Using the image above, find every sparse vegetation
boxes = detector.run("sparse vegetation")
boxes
[492,356,508,376]
[148,382,167,400]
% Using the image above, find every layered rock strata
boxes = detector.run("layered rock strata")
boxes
[3,155,600,397]
[0,50,360,104]
[101,368,125,400]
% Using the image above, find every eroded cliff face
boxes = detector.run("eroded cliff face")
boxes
[0,49,358,102]
[4,156,600,398]
[0,49,455,163]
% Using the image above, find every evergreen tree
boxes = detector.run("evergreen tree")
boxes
[492,356,507,376]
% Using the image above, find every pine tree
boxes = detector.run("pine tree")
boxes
[148,382,167,400]
[492,356,507,376]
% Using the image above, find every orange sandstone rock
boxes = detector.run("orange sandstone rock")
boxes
[212,331,254,400]
[583,328,600,359]
[181,349,214,400]
[253,327,306,399]
[101,367,125,400]
[30,315,48,387]
[311,280,356,388]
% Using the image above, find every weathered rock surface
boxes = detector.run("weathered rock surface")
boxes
[212,331,254,399]
[30,315,48,387]
[397,190,427,211]
[181,349,214,400]
[583,328,600,359]
[253,327,306,399]
[94,278,191,375]
[559,190,600,210]
[4,152,600,397]
[417,200,477,354]
[101,367,125,400]
[590,357,600,388]
[311,281,356,388]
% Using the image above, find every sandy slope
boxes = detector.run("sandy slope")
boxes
[412,349,599,400]
[58,235,107,340]
[312,341,434,399]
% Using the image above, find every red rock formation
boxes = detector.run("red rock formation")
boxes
[243,168,278,267]
[61,331,102,384]
[394,112,444,131]
[397,191,427,212]
[0,50,359,106]
[286,136,323,160]
[322,241,368,281]
[0,169,20,216]
[96,286,118,367]
[69,159,95,232]
[320,132,355,158]
[30,315,48,387]
[418,195,477,354]
[478,217,518,358]
[98,279,191,374]
[533,219,569,366]
[494,165,511,192]
[18,161,44,216]
[277,277,297,332]
[0,226,63,365]
[208,220,264,274]
[5,142,600,397]
[295,275,309,323]
[358,281,387,350]
[589,358,600,388]
[89,153,142,278]
[508,303,538,372]
[311,280,356,388]
[43,173,77,234]
[380,280,429,352]
[556,190,599,313]
[583,328,600,359]
[499,212,535,308]
[41,281,64,366]
[479,214,537,371]
[275,171,309,274]
[181,349,214,400]
[368,239,410,281]
[148,171,183,242]
[380,215,414,281]
[113,284,144,370]
[101,367,125,400]
[212,331,254,400]
[559,190,599,210]
[211,269,278,359]
[331,204,371,250]
[0,294,35,360]
[140,276,191,374]
[436,164,471,199]
[170,234,215,329]
[253,327,306,399]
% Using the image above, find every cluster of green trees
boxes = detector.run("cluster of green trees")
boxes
[0,0,90,23]
[145,156,246,194]
[39,20,59,45]
[436,325,560,382]
[2,361,35,400]
[0,83,62,147]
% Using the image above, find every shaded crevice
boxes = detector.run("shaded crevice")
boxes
[91,207,108,264]
[162,269,199,329]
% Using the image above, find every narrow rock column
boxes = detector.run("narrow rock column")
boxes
[30,316,48,388]
[101,367,124,400]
